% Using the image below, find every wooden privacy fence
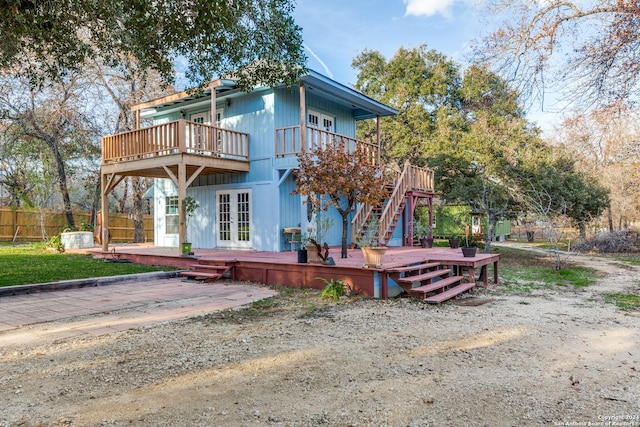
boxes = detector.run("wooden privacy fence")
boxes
[0,208,153,243]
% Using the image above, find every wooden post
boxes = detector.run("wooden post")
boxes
[101,173,109,252]
[299,83,306,151]
[178,162,187,253]
[210,82,217,123]
[177,119,186,153]
[135,109,141,130]
[376,115,381,165]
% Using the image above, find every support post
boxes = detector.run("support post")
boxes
[299,83,306,151]
[178,162,187,253]
[376,115,381,165]
[101,173,109,252]
[210,82,217,123]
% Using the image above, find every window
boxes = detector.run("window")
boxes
[166,196,179,234]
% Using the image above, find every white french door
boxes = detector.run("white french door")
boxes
[307,110,334,149]
[217,189,252,248]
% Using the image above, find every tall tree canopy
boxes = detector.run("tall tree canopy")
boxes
[1,0,307,89]
[353,45,610,247]
[474,0,640,108]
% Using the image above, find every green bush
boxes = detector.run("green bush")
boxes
[317,277,348,300]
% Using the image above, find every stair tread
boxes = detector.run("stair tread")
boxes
[398,269,452,284]
[189,264,230,271]
[409,275,463,294]
[388,262,442,273]
[425,282,476,304]
[180,271,222,280]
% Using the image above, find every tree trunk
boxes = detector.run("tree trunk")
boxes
[607,203,614,233]
[341,212,349,259]
[48,137,75,228]
[131,177,148,243]
[484,209,495,254]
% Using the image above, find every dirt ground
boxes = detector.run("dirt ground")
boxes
[1,247,640,427]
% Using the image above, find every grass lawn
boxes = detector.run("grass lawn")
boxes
[492,246,604,294]
[0,243,176,287]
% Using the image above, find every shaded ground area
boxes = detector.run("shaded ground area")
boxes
[1,248,640,426]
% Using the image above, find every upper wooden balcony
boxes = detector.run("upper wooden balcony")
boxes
[275,126,380,164]
[101,120,250,177]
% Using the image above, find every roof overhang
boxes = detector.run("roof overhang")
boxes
[300,70,397,120]
[132,79,239,117]
[132,70,397,121]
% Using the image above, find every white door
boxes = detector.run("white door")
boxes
[307,110,334,149]
[217,189,252,248]
[189,112,210,151]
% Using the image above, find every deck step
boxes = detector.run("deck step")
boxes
[189,264,230,271]
[397,269,451,285]
[180,271,222,281]
[408,275,463,298]
[388,262,442,274]
[425,282,476,304]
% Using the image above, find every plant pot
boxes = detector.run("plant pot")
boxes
[420,237,434,248]
[297,248,308,263]
[461,246,477,257]
[361,246,387,268]
[306,244,324,264]
[448,238,460,249]
[181,242,192,254]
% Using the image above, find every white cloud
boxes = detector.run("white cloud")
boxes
[404,0,456,17]
[303,43,334,79]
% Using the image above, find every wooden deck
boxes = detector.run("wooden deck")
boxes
[88,244,499,299]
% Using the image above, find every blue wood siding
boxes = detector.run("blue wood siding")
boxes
[279,172,301,250]
[274,87,356,137]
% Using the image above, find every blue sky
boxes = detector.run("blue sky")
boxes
[293,0,486,86]
[293,0,556,133]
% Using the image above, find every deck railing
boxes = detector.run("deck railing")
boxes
[102,120,249,164]
[275,126,379,164]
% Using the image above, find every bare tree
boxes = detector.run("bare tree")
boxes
[475,1,640,109]
[86,57,169,241]
[554,103,640,232]
[0,72,100,228]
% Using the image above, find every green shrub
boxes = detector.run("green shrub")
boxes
[317,277,348,300]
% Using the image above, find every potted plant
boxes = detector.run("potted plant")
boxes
[181,196,199,256]
[461,225,477,257]
[296,233,308,263]
[414,222,433,248]
[357,217,387,268]
[305,211,335,265]
[448,235,461,249]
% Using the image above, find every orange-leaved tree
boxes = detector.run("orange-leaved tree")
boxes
[293,138,388,259]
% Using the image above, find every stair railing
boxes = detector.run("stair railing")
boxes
[351,167,400,245]
[351,164,435,246]
[377,164,411,245]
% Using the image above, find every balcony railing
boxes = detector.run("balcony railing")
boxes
[275,126,379,164]
[102,120,250,164]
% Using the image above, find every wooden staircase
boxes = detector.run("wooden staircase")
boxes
[352,164,434,247]
[388,262,474,304]
[180,260,235,282]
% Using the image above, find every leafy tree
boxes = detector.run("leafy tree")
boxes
[475,0,640,108]
[352,45,462,167]
[511,143,610,242]
[293,140,388,259]
[1,0,306,90]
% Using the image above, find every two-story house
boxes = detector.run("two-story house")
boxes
[100,70,434,254]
